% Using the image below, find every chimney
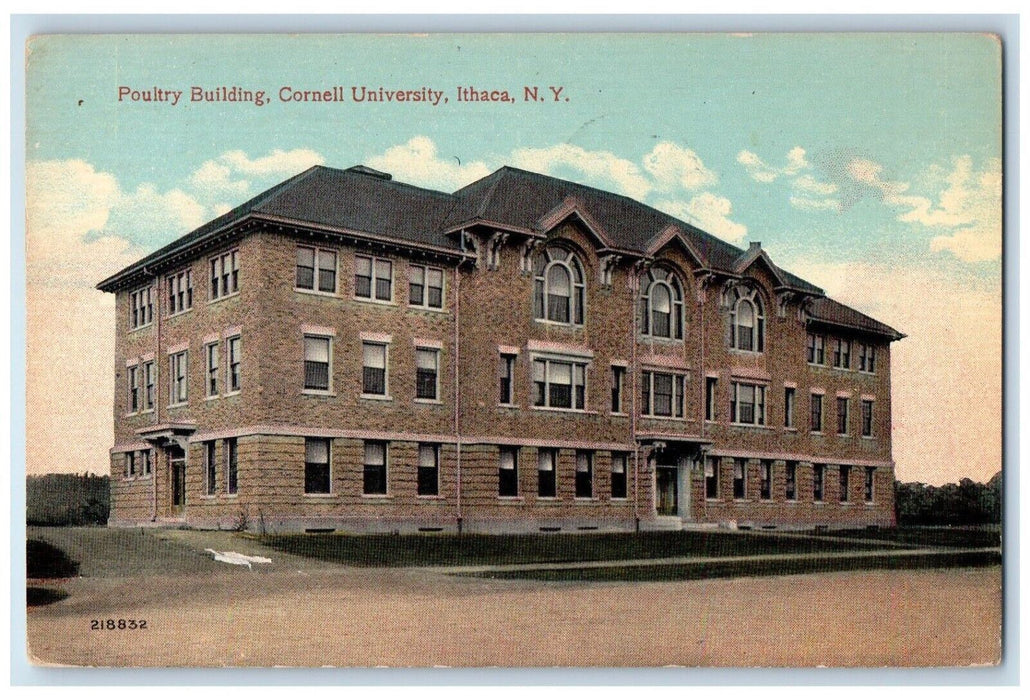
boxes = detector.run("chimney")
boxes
[345,165,393,181]
[749,241,761,251]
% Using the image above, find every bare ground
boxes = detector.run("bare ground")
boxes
[25,528,1002,668]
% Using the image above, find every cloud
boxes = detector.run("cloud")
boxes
[654,192,748,243]
[739,147,839,211]
[188,148,325,204]
[792,174,838,197]
[738,146,810,183]
[789,195,840,212]
[510,143,652,200]
[366,136,491,191]
[641,141,717,191]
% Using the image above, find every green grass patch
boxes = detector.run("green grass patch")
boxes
[260,530,887,568]
[468,550,1003,582]
[830,526,1001,549]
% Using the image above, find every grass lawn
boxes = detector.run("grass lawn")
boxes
[259,530,890,568]
[830,526,1001,549]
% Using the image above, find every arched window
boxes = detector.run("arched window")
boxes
[533,245,585,325]
[729,285,765,352]
[639,267,684,339]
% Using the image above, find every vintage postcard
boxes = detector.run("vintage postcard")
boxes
[23,31,1003,670]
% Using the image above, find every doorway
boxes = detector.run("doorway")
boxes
[655,466,678,516]
[169,445,186,516]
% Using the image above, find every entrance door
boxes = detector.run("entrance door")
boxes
[656,466,678,516]
[169,446,186,516]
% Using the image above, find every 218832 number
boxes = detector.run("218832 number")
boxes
[90,619,147,630]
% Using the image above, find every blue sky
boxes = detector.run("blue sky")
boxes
[24,33,1002,483]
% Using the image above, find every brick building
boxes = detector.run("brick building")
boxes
[98,164,904,533]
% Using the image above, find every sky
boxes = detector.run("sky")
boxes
[23,33,1002,484]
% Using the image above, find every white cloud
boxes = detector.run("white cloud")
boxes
[738,146,810,183]
[510,143,652,200]
[219,148,324,176]
[188,148,325,204]
[739,147,839,213]
[793,174,838,196]
[366,136,491,191]
[789,195,840,212]
[641,141,717,191]
[654,193,748,243]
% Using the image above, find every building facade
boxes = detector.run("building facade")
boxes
[98,164,903,533]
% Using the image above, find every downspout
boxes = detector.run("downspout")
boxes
[151,270,160,522]
[630,270,640,531]
[698,275,707,522]
[454,240,464,533]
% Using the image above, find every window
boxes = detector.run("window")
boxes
[305,438,331,495]
[705,457,719,499]
[865,467,876,503]
[499,353,517,405]
[728,286,764,352]
[611,365,626,413]
[127,365,140,413]
[785,461,797,501]
[731,382,766,425]
[810,393,823,432]
[833,338,851,369]
[363,441,387,495]
[210,249,239,300]
[166,270,193,315]
[533,358,586,410]
[839,465,850,503]
[409,265,444,309]
[205,442,217,496]
[417,444,439,496]
[861,400,874,437]
[227,336,241,393]
[125,451,136,478]
[611,453,628,499]
[575,451,593,499]
[170,350,188,405]
[537,448,557,498]
[837,397,849,435]
[206,342,219,396]
[226,438,238,495]
[533,246,585,325]
[784,387,796,428]
[760,460,772,500]
[858,343,877,373]
[296,247,337,293]
[813,464,825,502]
[362,342,388,396]
[642,370,685,418]
[129,286,153,329]
[733,458,747,499]
[415,348,439,400]
[143,361,155,411]
[705,377,718,421]
[499,447,519,497]
[640,267,684,339]
[355,255,392,301]
[141,450,152,477]
[303,336,331,392]
[807,333,825,365]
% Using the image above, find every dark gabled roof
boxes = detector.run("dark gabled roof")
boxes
[808,297,905,341]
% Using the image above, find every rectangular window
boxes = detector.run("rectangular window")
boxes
[533,358,586,410]
[837,397,849,435]
[499,446,519,497]
[166,269,193,315]
[813,464,825,502]
[206,342,219,396]
[537,448,557,498]
[785,461,797,501]
[784,387,796,428]
[417,444,440,496]
[611,365,626,413]
[705,457,719,499]
[210,250,239,300]
[305,438,331,495]
[731,382,766,425]
[141,449,152,477]
[296,246,337,293]
[205,441,217,496]
[129,286,153,329]
[832,338,851,369]
[865,467,876,503]
[415,348,439,400]
[733,458,747,499]
[227,336,241,393]
[226,438,238,495]
[362,342,388,396]
[705,377,718,421]
[363,441,388,495]
[807,333,825,364]
[861,400,874,437]
[859,344,877,373]
[641,370,685,418]
[170,350,188,405]
[355,255,393,301]
[125,451,136,478]
[303,336,331,392]
[499,353,516,405]
[760,460,772,500]
[810,393,823,432]
[839,465,850,503]
[575,451,593,499]
[127,365,139,413]
[611,453,628,499]
[409,265,444,309]
[143,361,155,410]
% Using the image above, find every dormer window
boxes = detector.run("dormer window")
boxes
[640,266,684,340]
[728,286,765,352]
[533,245,585,325]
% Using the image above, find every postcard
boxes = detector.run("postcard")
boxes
[23,32,1002,669]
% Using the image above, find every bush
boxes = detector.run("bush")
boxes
[27,539,79,579]
[895,473,1002,526]
[26,473,110,526]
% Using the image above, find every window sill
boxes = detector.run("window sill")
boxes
[361,494,392,499]
[408,304,448,314]
[610,412,629,417]
[729,423,774,430]
[224,390,241,398]
[166,308,194,319]
[532,318,584,329]
[609,497,630,504]
[861,436,876,441]
[642,414,686,422]
[639,335,685,344]
[416,495,445,500]
[705,498,721,503]
[729,348,764,356]
[813,501,826,506]
[199,494,218,500]
[294,287,338,298]
[414,398,443,405]
[530,406,593,415]
[302,390,337,397]
[783,426,798,432]
[360,393,393,401]
[353,296,397,307]
[208,292,240,306]
[167,402,189,410]
[497,403,520,409]
[810,431,824,436]
[303,493,337,499]
[205,394,220,402]
[127,324,154,335]
[535,497,561,502]
[785,499,798,505]
[123,411,140,419]
[221,494,239,499]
